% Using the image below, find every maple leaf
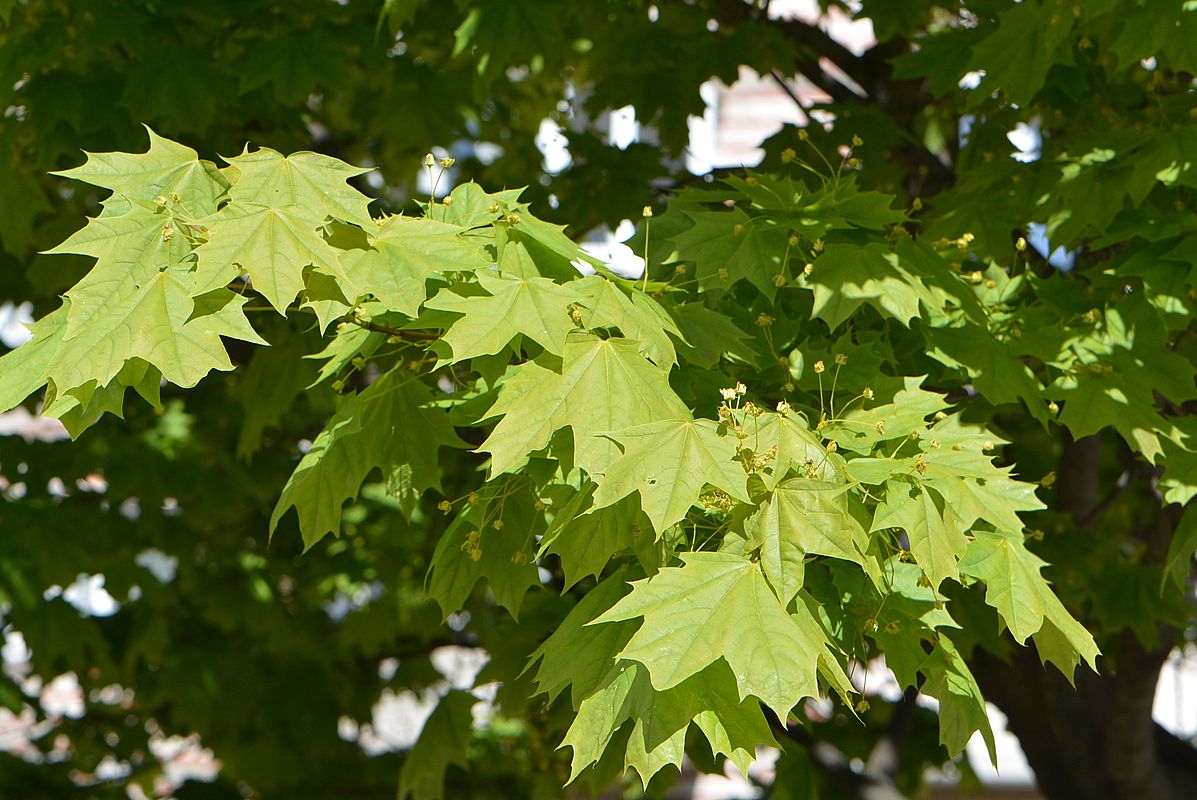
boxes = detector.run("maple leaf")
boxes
[270,370,463,548]
[668,302,758,368]
[808,243,935,330]
[561,660,776,785]
[45,197,192,338]
[195,204,342,313]
[747,478,875,605]
[873,483,967,590]
[29,270,264,397]
[575,275,679,371]
[398,691,476,800]
[332,216,487,317]
[959,528,1100,675]
[479,334,689,476]
[746,411,845,484]
[52,125,228,214]
[671,207,788,299]
[591,551,849,719]
[526,572,636,707]
[921,637,997,762]
[426,480,543,617]
[593,419,750,534]
[0,307,66,414]
[426,271,581,362]
[538,490,647,589]
[222,146,374,227]
[925,323,1048,422]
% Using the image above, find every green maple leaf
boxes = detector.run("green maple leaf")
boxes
[824,376,947,453]
[426,481,544,618]
[426,271,581,362]
[332,216,487,317]
[958,529,1098,667]
[270,370,463,548]
[671,208,788,299]
[44,197,192,338]
[42,270,262,396]
[575,276,679,371]
[539,490,647,589]
[924,470,1043,535]
[498,209,604,281]
[398,691,476,800]
[52,125,228,215]
[526,572,636,707]
[437,182,524,228]
[1031,590,1103,683]
[237,33,348,104]
[1110,2,1197,73]
[808,243,934,330]
[0,308,67,413]
[873,483,967,590]
[593,419,751,535]
[196,203,342,313]
[962,526,1058,641]
[965,0,1074,107]
[750,411,844,485]
[747,478,874,605]
[668,302,758,368]
[925,323,1047,421]
[921,637,997,762]
[44,359,161,438]
[591,551,848,719]
[1163,504,1197,593]
[860,561,959,687]
[562,660,776,785]
[479,334,689,476]
[1051,298,1196,460]
[222,146,374,227]
[559,663,641,783]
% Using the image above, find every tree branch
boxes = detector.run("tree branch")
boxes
[352,320,439,341]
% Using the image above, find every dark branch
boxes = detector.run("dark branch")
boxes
[353,320,439,341]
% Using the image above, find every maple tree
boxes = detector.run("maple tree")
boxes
[0,2,1196,799]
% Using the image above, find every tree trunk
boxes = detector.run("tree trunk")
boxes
[971,633,1197,800]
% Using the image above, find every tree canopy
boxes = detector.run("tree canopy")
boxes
[0,2,1195,799]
